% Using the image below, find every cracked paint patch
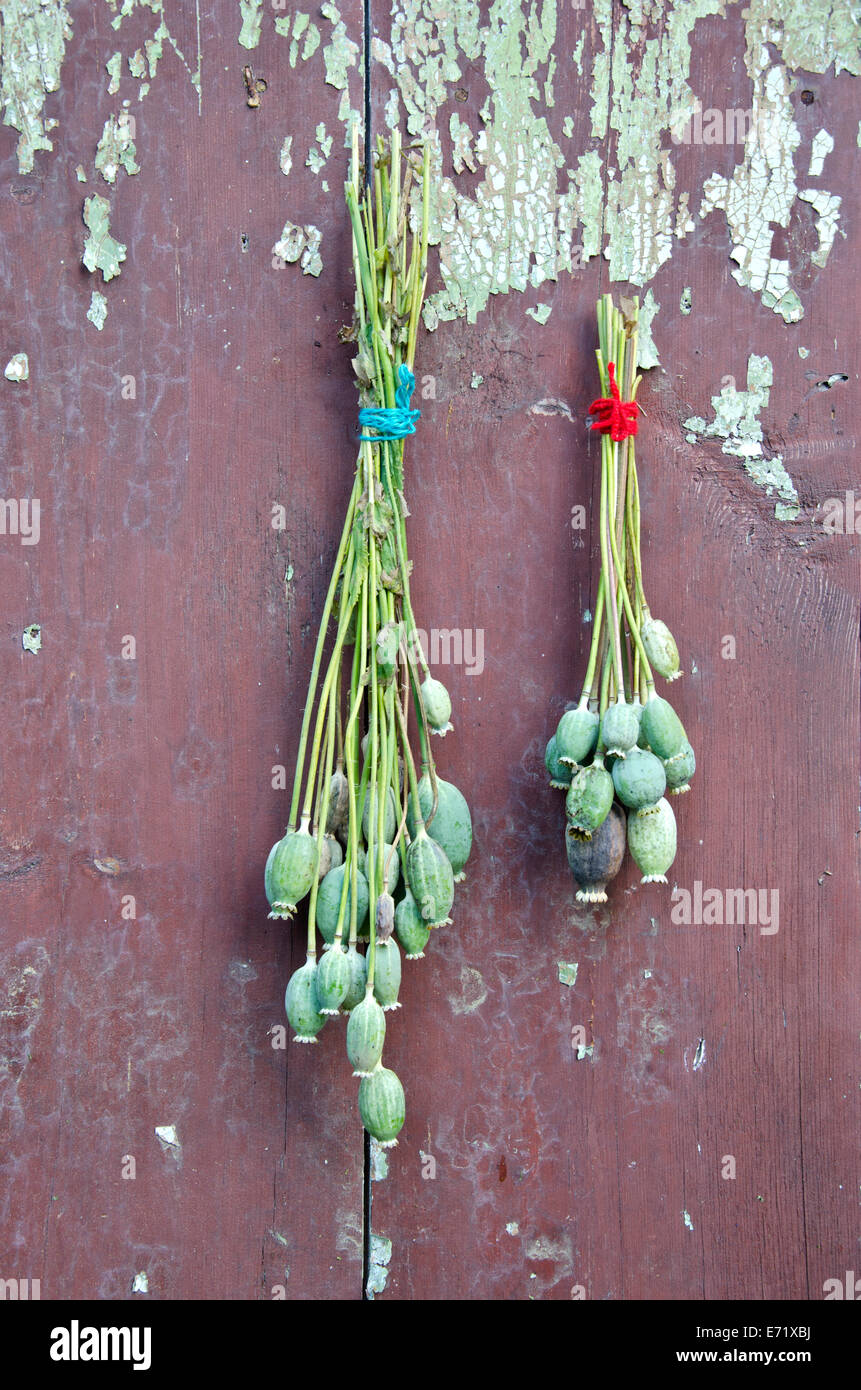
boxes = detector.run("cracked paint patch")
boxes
[808,128,834,176]
[0,0,72,173]
[365,1233,392,1298]
[4,352,29,381]
[272,220,323,277]
[798,188,842,268]
[95,112,140,184]
[83,195,127,280]
[684,354,800,520]
[111,1,202,109]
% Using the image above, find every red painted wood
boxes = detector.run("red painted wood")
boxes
[0,0,857,1303]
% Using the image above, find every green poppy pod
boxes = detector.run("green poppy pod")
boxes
[395,888,431,959]
[406,828,455,925]
[612,747,667,810]
[361,786,398,844]
[640,694,687,761]
[600,700,641,758]
[316,863,369,946]
[266,825,319,919]
[373,939,402,1011]
[346,991,386,1076]
[565,803,626,903]
[325,768,350,835]
[317,832,344,880]
[565,761,614,839]
[315,942,351,1014]
[284,958,326,1043]
[421,675,453,736]
[358,1065,405,1148]
[664,740,696,794]
[641,615,681,682]
[365,840,401,895]
[407,773,473,880]
[545,735,572,790]
[341,946,368,1012]
[555,706,599,767]
[627,797,677,884]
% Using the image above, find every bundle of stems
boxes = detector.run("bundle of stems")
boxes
[265,129,472,1149]
[547,295,694,901]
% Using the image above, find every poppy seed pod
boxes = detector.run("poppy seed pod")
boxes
[641,615,681,682]
[325,768,350,835]
[375,890,396,943]
[545,735,572,790]
[317,832,344,880]
[358,1065,405,1148]
[266,825,319,919]
[640,694,687,761]
[316,864,369,946]
[565,803,626,902]
[373,938,402,1010]
[665,740,696,794]
[341,945,368,1012]
[395,888,431,958]
[408,773,473,880]
[361,786,398,843]
[627,797,677,883]
[600,700,641,758]
[406,827,454,925]
[555,706,599,768]
[314,942,351,1014]
[421,675,453,736]
[612,746,667,810]
[284,958,326,1042]
[565,761,614,839]
[346,990,386,1076]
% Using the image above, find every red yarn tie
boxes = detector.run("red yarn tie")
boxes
[588,361,639,442]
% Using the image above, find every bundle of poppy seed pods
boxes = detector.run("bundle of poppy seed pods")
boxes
[546,294,695,903]
[265,131,473,1150]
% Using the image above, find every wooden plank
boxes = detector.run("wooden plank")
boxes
[0,0,366,1300]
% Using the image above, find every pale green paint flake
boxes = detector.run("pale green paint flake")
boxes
[22,622,41,653]
[366,1233,392,1299]
[0,0,73,173]
[87,290,108,330]
[321,3,359,90]
[238,0,263,50]
[637,289,661,370]
[82,194,127,280]
[562,114,573,138]
[754,0,861,76]
[557,961,578,987]
[450,112,476,173]
[572,32,585,75]
[384,88,399,129]
[4,352,29,381]
[470,372,483,388]
[75,163,87,182]
[798,188,842,268]
[680,286,692,314]
[279,135,293,176]
[95,113,140,184]
[307,122,333,174]
[526,303,552,323]
[798,345,809,358]
[276,11,321,65]
[684,354,800,518]
[808,127,833,176]
[273,220,322,277]
[106,51,122,95]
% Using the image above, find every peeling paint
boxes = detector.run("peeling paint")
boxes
[272,220,322,277]
[557,961,578,987]
[321,2,359,91]
[526,303,552,324]
[448,964,487,1014]
[276,12,322,66]
[637,290,661,369]
[684,354,800,519]
[0,0,72,173]
[106,51,122,95]
[95,112,140,184]
[798,187,842,268]
[679,286,692,315]
[83,195,127,280]
[693,1037,706,1070]
[111,1,202,109]
[369,1137,389,1181]
[808,127,834,176]
[306,121,333,174]
[131,1271,149,1294]
[365,1233,392,1298]
[279,134,293,176]
[4,352,29,381]
[22,622,41,653]
[238,0,263,51]
[470,371,483,389]
[683,1209,694,1230]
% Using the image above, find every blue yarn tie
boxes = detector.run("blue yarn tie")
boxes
[359,364,420,442]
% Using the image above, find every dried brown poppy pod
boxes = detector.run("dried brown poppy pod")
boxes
[564,803,626,903]
[326,767,350,837]
[375,890,395,944]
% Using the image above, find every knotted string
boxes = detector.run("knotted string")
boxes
[588,361,639,443]
[359,364,421,442]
